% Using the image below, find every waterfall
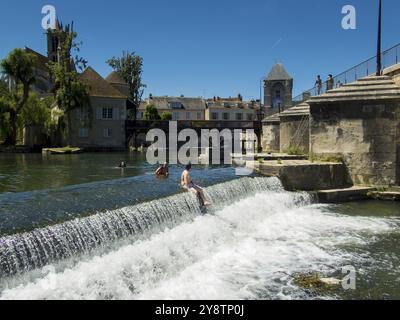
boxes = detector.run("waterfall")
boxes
[0,177,283,278]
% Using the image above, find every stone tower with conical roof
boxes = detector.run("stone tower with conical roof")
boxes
[264,63,293,114]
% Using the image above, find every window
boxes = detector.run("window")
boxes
[211,112,219,120]
[78,128,89,138]
[247,113,253,121]
[173,112,179,120]
[170,102,183,109]
[223,113,230,121]
[103,128,112,138]
[197,112,202,120]
[102,108,113,120]
[236,113,243,121]
[276,90,281,98]
[186,112,191,120]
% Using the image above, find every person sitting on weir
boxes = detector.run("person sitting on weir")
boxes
[119,161,127,168]
[181,163,211,207]
[156,162,169,177]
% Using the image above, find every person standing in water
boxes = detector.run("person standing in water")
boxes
[181,164,211,207]
[156,162,169,177]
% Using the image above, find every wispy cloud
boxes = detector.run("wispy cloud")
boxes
[271,38,283,49]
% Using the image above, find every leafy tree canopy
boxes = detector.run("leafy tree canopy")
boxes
[160,112,173,121]
[107,51,146,120]
[143,104,161,121]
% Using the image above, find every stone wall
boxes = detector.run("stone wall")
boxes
[23,125,48,148]
[70,96,127,149]
[280,116,309,154]
[310,101,400,186]
[261,122,280,152]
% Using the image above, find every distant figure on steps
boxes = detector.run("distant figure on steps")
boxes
[181,163,211,207]
[326,74,334,91]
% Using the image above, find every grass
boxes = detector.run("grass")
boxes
[286,145,306,156]
[309,152,344,164]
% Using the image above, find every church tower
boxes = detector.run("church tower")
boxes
[46,21,64,63]
[264,63,293,114]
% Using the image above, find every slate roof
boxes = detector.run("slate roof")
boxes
[266,63,292,81]
[143,96,207,111]
[106,71,127,85]
[262,112,281,123]
[25,47,50,71]
[79,67,127,99]
[279,102,310,118]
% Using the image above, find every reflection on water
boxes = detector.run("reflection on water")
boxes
[0,152,241,235]
[0,153,153,193]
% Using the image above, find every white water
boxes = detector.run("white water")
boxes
[0,178,398,300]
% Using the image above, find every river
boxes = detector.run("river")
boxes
[0,153,399,300]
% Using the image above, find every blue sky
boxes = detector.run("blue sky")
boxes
[0,0,399,100]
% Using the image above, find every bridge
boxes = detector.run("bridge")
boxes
[126,120,262,149]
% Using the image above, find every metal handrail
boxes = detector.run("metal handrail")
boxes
[293,42,400,104]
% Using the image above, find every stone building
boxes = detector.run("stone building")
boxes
[205,97,260,122]
[139,96,206,121]
[261,102,310,153]
[264,63,293,116]
[308,75,400,186]
[261,113,280,152]
[68,67,128,150]
[278,102,310,154]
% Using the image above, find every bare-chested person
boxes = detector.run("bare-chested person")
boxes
[181,164,211,207]
[156,162,169,177]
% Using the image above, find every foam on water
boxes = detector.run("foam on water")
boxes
[0,179,398,300]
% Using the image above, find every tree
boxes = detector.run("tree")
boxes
[143,105,161,121]
[22,94,53,135]
[0,80,12,142]
[48,22,91,146]
[160,112,173,121]
[0,49,37,145]
[107,51,146,146]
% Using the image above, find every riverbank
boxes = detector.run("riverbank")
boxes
[235,155,400,203]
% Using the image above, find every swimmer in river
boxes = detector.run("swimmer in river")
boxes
[156,162,169,177]
[118,161,127,168]
[181,163,211,207]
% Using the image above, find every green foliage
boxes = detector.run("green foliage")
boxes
[309,152,344,164]
[107,51,146,121]
[160,111,173,121]
[143,104,161,121]
[287,144,306,156]
[22,94,54,135]
[47,23,91,145]
[0,48,37,145]
[1,49,36,87]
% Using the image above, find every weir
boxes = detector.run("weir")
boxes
[0,177,283,278]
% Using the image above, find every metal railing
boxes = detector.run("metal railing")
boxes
[126,120,262,131]
[292,43,400,105]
